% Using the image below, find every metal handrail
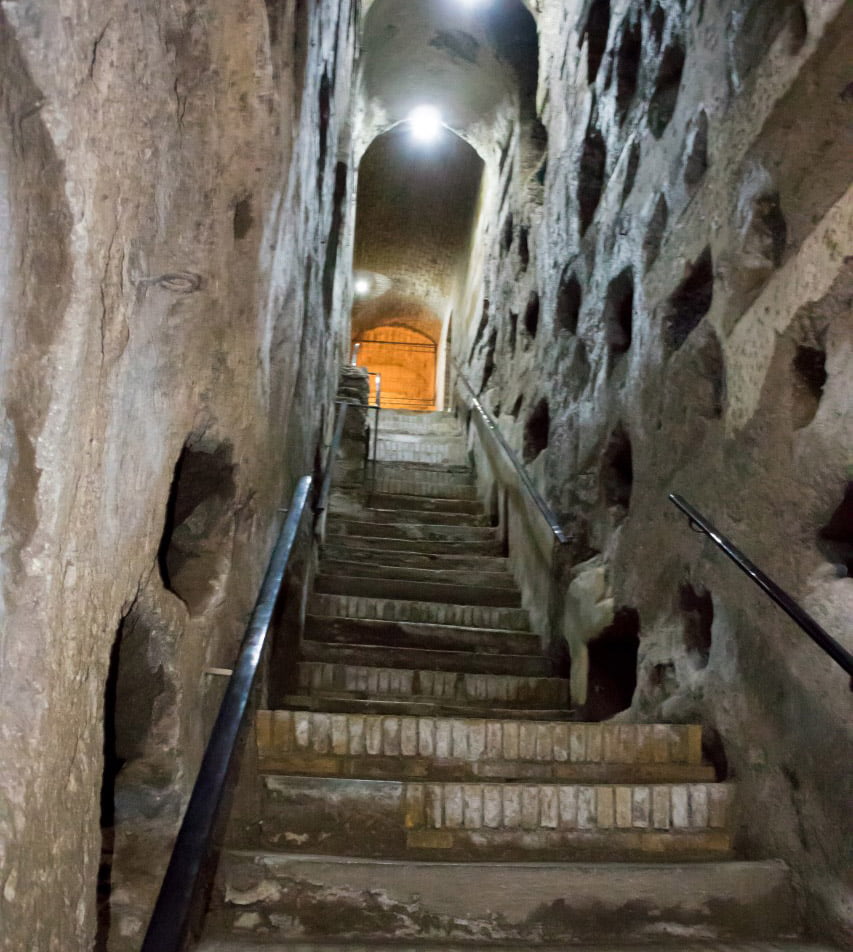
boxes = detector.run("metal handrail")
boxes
[140,476,314,952]
[453,359,570,545]
[315,400,354,516]
[669,493,853,689]
[367,371,382,484]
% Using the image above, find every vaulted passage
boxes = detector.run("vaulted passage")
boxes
[1,1,850,950]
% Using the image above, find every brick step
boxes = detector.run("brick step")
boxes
[367,492,485,515]
[255,776,733,860]
[297,663,569,707]
[316,559,518,590]
[304,615,538,655]
[332,505,492,527]
[324,533,503,556]
[331,519,498,545]
[207,854,800,944]
[308,594,530,632]
[255,713,712,782]
[376,444,469,466]
[198,942,834,952]
[281,695,573,721]
[380,410,463,433]
[320,544,510,572]
[314,574,520,608]
[301,641,552,676]
[374,460,473,481]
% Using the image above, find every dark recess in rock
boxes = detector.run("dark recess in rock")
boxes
[601,423,633,512]
[622,140,641,202]
[604,267,634,356]
[665,246,713,350]
[233,196,253,240]
[648,40,685,138]
[819,482,853,576]
[318,68,331,185]
[615,16,642,123]
[158,441,237,614]
[578,118,607,234]
[429,29,480,65]
[752,191,788,268]
[791,343,827,429]
[502,212,514,254]
[733,0,808,83]
[649,3,666,47]
[702,727,729,780]
[481,329,498,393]
[582,0,611,85]
[323,162,348,320]
[683,110,709,190]
[523,397,550,462]
[556,268,582,334]
[643,194,668,271]
[518,226,530,270]
[585,606,640,720]
[469,301,490,360]
[508,311,519,355]
[524,291,540,339]
[680,581,713,669]
[695,330,727,418]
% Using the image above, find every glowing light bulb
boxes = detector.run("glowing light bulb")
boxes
[354,278,371,296]
[408,105,442,144]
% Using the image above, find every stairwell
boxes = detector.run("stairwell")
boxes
[198,410,822,950]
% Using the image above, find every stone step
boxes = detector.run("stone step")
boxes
[320,543,510,572]
[374,460,474,482]
[304,615,538,655]
[198,942,834,952]
[330,519,498,545]
[380,409,463,433]
[371,477,478,500]
[255,713,712,783]
[280,694,573,721]
[335,505,492,527]
[324,533,503,556]
[376,441,468,466]
[316,559,518,590]
[209,854,801,944]
[308,593,530,632]
[301,641,552,676]
[255,776,733,860]
[297,663,569,708]
[315,574,522,607]
[367,492,485,515]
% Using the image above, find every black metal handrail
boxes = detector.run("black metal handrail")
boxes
[453,359,570,545]
[140,475,314,952]
[670,493,853,689]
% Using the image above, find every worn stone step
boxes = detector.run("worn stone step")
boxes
[281,695,573,721]
[255,776,733,859]
[330,519,498,545]
[301,641,551,676]
[314,574,522,607]
[376,440,468,466]
[374,460,474,481]
[338,506,492,527]
[316,559,518,590]
[320,543,510,572]
[255,713,712,783]
[324,533,503,556]
[196,940,843,952]
[209,854,801,943]
[380,410,463,433]
[297,663,569,708]
[309,593,529,632]
[304,615,538,655]
[367,492,485,515]
[372,477,478,500]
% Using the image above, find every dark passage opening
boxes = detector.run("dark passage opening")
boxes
[604,268,634,357]
[585,606,640,720]
[791,343,827,429]
[601,423,633,514]
[582,0,611,85]
[679,582,713,669]
[819,482,853,577]
[578,120,607,235]
[664,246,713,350]
[648,39,685,138]
[524,397,550,462]
[556,268,582,334]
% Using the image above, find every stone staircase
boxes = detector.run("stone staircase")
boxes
[199,410,817,949]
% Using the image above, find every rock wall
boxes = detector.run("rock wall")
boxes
[0,0,357,948]
[457,0,852,941]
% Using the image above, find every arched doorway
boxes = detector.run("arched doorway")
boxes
[353,324,437,411]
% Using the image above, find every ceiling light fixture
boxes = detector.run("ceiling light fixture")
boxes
[354,278,371,296]
[408,105,443,144]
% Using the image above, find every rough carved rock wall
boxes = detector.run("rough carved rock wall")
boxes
[0,0,357,948]
[458,0,852,941]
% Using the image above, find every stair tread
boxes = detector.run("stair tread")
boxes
[280,694,574,719]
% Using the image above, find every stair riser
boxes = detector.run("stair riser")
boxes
[320,545,509,571]
[301,642,552,675]
[304,616,538,654]
[309,594,529,632]
[372,480,477,500]
[332,507,491,527]
[297,664,569,707]
[281,695,574,721]
[256,777,732,860]
[213,856,800,943]
[315,560,517,590]
[332,521,498,544]
[324,534,503,556]
[314,575,521,608]
[367,493,484,515]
